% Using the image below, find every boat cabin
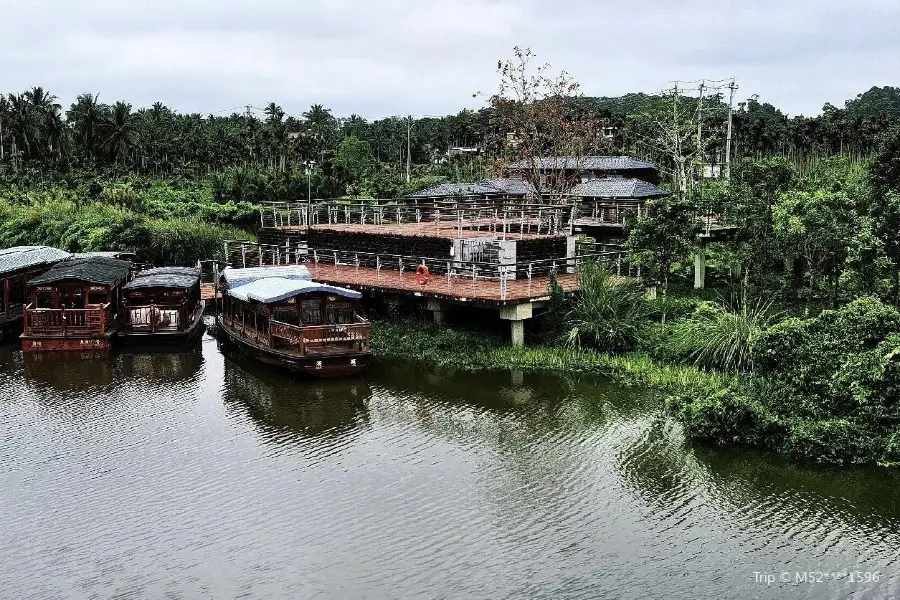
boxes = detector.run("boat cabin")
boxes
[0,246,71,337]
[218,265,370,377]
[121,267,205,344]
[21,256,132,351]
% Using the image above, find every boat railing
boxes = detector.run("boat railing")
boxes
[223,313,370,356]
[24,303,112,336]
[270,320,370,355]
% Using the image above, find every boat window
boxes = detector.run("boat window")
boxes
[65,289,85,309]
[274,307,299,326]
[300,299,323,325]
[326,301,353,324]
[88,292,108,306]
[37,292,54,309]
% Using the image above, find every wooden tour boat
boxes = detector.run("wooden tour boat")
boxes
[217,265,371,377]
[120,267,206,345]
[0,246,71,339]
[21,256,132,351]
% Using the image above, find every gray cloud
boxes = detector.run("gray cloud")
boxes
[2,0,898,118]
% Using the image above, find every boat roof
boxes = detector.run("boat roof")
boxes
[222,265,311,288]
[134,266,200,278]
[28,257,132,287]
[124,272,200,291]
[72,251,136,260]
[228,277,361,303]
[0,246,71,277]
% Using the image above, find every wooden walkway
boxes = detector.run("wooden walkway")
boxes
[200,266,578,305]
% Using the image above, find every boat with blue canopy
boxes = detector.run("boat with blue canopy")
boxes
[217,266,370,377]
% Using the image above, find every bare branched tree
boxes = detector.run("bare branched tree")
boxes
[630,88,722,200]
[477,47,609,201]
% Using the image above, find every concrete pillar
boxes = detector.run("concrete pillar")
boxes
[510,320,524,348]
[500,302,532,348]
[425,298,445,325]
[694,251,706,289]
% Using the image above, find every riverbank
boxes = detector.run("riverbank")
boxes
[370,317,735,393]
[371,306,900,468]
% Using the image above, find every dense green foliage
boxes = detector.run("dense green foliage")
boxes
[0,190,250,265]
[670,298,900,465]
[664,300,775,373]
[3,83,900,198]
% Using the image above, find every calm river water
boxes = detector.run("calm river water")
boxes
[1,329,899,599]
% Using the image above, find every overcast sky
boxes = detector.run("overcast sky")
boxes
[3,0,898,120]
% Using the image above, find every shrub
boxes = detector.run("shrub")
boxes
[668,387,783,448]
[565,261,650,353]
[666,299,776,373]
[783,420,880,465]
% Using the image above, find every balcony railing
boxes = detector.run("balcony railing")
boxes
[24,303,112,336]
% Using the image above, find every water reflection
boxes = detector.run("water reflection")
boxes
[22,351,115,391]
[3,336,900,599]
[220,350,371,444]
[117,343,204,383]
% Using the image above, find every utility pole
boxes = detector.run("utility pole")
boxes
[725,79,737,180]
[406,115,412,184]
[695,81,705,201]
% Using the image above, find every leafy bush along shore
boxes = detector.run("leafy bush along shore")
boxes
[670,297,900,467]
[0,186,252,266]
[373,284,900,467]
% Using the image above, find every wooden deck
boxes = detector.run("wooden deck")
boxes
[202,265,578,305]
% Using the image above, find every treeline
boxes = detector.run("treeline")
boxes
[2,85,899,197]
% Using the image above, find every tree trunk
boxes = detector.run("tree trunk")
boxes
[894,264,900,307]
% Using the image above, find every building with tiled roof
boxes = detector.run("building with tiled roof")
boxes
[410,178,536,199]
[507,155,661,186]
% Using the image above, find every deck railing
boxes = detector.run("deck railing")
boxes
[260,199,575,238]
[220,240,638,301]
[24,303,112,336]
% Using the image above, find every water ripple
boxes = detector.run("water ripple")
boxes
[1,342,899,599]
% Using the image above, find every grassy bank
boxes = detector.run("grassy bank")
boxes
[370,317,734,393]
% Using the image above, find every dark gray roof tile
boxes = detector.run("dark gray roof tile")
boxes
[0,246,71,277]
[570,178,670,199]
[28,257,132,287]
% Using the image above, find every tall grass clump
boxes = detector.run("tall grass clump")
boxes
[667,298,777,373]
[565,261,650,352]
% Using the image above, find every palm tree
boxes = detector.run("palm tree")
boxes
[67,93,106,165]
[303,104,337,160]
[100,101,138,173]
[5,94,37,160]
